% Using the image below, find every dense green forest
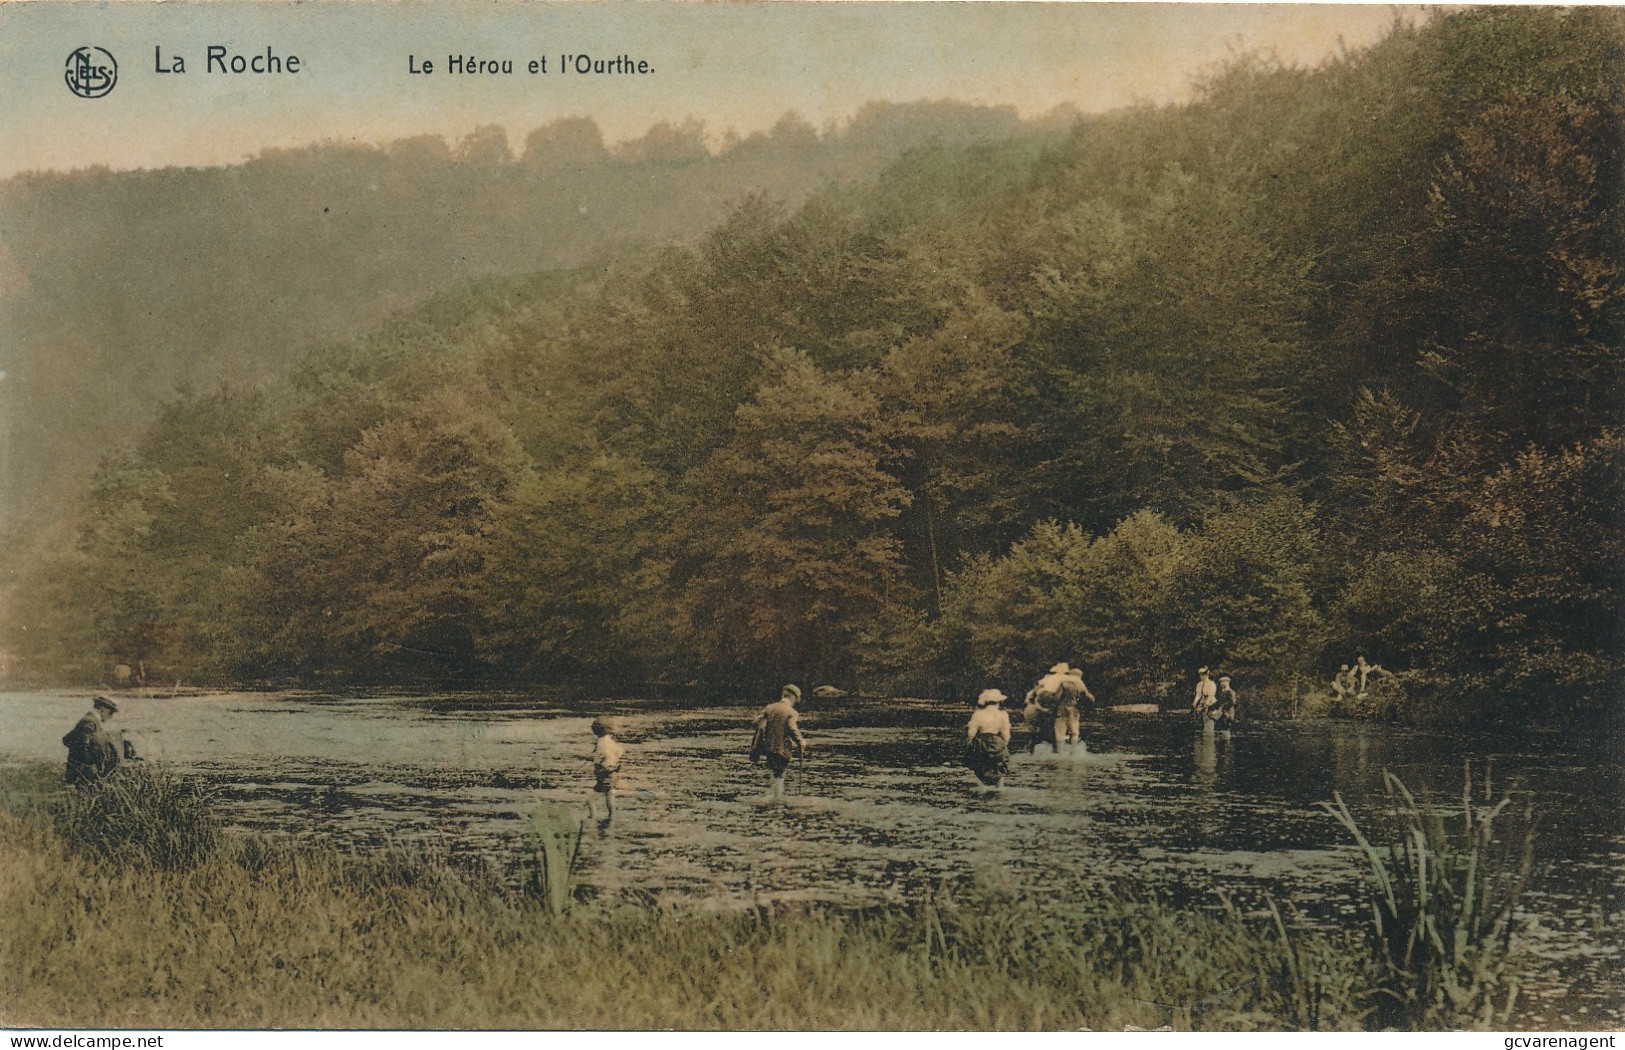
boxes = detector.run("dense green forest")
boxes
[0,100,1049,528]
[3,9,1621,722]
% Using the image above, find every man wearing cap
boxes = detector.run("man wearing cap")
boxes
[750,684,807,800]
[62,695,135,785]
[964,689,1012,788]
[1211,676,1240,731]
[589,716,626,827]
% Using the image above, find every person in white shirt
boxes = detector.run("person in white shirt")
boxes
[590,716,626,826]
[964,688,1012,788]
[1192,667,1218,719]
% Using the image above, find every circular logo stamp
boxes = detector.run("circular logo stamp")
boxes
[65,46,118,99]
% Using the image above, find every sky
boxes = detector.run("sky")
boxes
[0,2,1417,177]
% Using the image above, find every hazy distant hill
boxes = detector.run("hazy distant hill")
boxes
[0,100,1061,532]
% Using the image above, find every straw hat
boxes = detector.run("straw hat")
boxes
[781,684,802,702]
[977,688,1007,708]
[92,694,119,714]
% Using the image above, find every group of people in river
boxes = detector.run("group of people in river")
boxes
[591,660,1231,815]
[60,661,1229,816]
[960,662,1103,788]
[1190,666,1241,732]
[587,681,814,824]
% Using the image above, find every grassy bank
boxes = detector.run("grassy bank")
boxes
[4,763,1520,1031]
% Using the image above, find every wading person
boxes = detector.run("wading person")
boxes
[964,688,1012,789]
[750,684,806,800]
[1022,663,1071,755]
[1191,667,1218,724]
[1211,676,1240,731]
[62,694,135,785]
[589,716,625,828]
[1021,690,1054,755]
[1052,663,1096,753]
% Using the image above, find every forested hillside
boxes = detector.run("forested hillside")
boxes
[0,100,1046,529]
[4,9,1621,722]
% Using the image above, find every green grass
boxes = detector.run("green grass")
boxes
[0,763,1386,1030]
[52,763,221,870]
[1322,764,1535,1029]
[520,802,582,913]
[0,761,1550,1031]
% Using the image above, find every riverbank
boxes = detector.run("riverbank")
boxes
[0,764,1387,1030]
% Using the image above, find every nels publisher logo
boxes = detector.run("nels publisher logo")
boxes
[65,46,118,98]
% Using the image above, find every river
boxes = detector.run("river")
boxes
[2,688,1619,1027]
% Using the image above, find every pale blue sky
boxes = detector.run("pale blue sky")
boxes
[0,2,1416,177]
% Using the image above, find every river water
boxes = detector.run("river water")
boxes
[2,688,1620,1026]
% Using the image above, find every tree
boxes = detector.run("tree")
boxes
[929,512,1187,699]
[1164,496,1328,688]
[1448,435,1624,716]
[668,350,913,680]
[253,391,529,677]
[476,453,674,677]
[1016,173,1313,528]
[1416,96,1623,452]
[874,296,1030,607]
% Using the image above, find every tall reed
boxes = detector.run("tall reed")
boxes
[0,766,1385,1030]
[1322,763,1535,1029]
[53,763,221,870]
[521,802,582,913]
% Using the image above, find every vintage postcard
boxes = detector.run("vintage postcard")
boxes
[0,0,1620,1035]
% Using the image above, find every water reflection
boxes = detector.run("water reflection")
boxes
[0,689,1619,1025]
[1194,721,1217,785]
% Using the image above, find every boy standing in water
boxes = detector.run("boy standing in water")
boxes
[590,716,625,828]
[1212,676,1240,731]
[750,684,807,800]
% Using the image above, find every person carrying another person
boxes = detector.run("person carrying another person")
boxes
[62,694,137,785]
[1024,662,1095,754]
[964,688,1012,788]
[750,684,807,800]
[1051,663,1096,752]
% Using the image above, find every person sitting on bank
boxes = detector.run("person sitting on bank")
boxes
[964,688,1012,789]
[1354,655,1374,695]
[750,684,807,801]
[62,694,136,785]
[1331,664,1356,700]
